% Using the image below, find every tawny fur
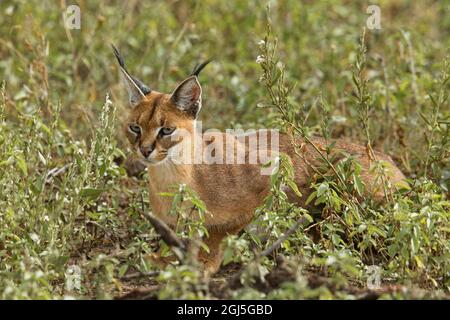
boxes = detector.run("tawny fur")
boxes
[122,91,406,275]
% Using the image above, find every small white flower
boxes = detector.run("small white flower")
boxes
[256,55,265,64]
[30,233,40,244]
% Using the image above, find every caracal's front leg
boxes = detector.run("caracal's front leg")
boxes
[199,225,245,277]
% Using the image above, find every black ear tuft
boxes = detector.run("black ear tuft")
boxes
[190,58,214,77]
[111,44,152,104]
[111,44,126,69]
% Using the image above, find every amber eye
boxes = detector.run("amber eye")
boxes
[159,127,175,136]
[128,124,141,135]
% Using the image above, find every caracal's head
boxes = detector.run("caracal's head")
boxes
[112,45,211,165]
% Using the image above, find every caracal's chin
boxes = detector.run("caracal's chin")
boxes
[135,153,166,166]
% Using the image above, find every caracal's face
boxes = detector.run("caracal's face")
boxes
[113,45,206,164]
[125,91,195,165]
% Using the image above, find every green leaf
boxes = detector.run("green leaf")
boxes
[302,213,314,223]
[38,151,47,165]
[317,183,329,197]
[414,255,424,269]
[331,234,342,246]
[118,264,129,277]
[419,111,431,126]
[305,191,317,205]
[395,180,411,190]
[287,180,302,197]
[222,247,234,266]
[190,197,206,212]
[158,192,175,197]
[15,154,28,175]
[79,188,105,199]
[353,174,365,196]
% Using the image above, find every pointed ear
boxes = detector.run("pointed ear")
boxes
[112,44,151,106]
[170,76,202,118]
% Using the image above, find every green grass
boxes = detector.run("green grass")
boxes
[0,0,449,299]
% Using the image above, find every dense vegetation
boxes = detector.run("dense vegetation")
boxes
[0,1,448,299]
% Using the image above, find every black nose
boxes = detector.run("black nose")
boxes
[140,144,154,158]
